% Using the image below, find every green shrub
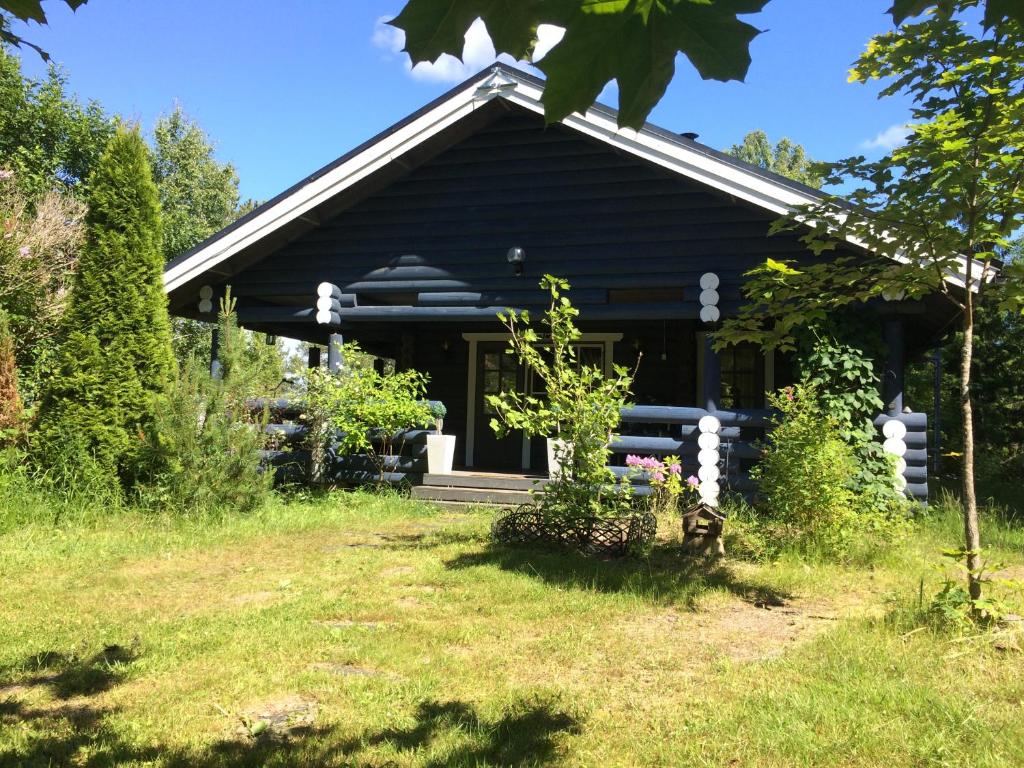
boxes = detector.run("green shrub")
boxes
[752,383,910,558]
[32,127,173,491]
[487,275,636,518]
[797,329,904,510]
[138,297,271,515]
[752,383,861,554]
[306,343,433,483]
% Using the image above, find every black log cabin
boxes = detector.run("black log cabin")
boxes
[164,65,966,501]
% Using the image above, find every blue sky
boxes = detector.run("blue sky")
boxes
[13,0,914,203]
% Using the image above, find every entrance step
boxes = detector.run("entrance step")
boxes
[422,472,548,492]
[412,485,534,507]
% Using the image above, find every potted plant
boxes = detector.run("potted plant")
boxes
[425,401,455,474]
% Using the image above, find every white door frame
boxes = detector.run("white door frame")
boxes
[462,332,623,469]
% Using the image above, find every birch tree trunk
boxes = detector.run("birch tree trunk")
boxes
[960,277,982,601]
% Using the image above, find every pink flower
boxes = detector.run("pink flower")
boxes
[0,170,12,180]
[686,475,700,488]
[652,471,665,483]
[18,246,30,257]
[626,455,642,467]
[669,462,681,475]
[641,456,659,470]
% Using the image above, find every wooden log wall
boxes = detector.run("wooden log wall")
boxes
[222,109,818,329]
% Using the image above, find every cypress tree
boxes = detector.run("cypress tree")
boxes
[34,127,174,488]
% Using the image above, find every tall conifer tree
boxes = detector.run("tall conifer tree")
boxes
[34,126,173,487]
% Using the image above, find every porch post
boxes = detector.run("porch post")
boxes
[327,332,344,373]
[209,327,222,379]
[703,333,721,412]
[883,318,905,416]
[307,346,321,369]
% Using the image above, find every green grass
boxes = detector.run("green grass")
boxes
[1,491,1023,767]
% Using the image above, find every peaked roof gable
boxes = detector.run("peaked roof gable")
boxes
[164,64,832,295]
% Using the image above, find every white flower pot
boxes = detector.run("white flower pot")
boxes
[546,438,573,479]
[426,433,456,475]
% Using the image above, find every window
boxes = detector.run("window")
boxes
[719,343,764,410]
[481,349,519,416]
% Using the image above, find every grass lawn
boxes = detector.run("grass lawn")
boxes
[1,492,1023,767]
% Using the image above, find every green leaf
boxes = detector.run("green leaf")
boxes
[765,258,802,276]
[388,0,546,63]
[983,0,1024,28]
[539,0,765,128]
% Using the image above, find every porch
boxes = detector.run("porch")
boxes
[260,396,928,503]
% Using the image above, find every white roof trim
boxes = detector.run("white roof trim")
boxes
[165,66,985,295]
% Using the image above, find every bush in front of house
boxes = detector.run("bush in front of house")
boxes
[751,382,909,558]
[797,327,905,511]
[487,274,637,519]
[32,127,174,495]
[751,383,861,555]
[305,342,434,484]
[138,294,272,515]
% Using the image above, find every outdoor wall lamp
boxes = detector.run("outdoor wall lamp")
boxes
[507,246,526,276]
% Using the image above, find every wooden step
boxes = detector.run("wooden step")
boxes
[422,472,548,492]
[412,485,534,506]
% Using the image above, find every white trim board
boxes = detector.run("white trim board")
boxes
[164,64,980,298]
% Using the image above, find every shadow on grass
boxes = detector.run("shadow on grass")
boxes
[341,697,581,767]
[1,689,578,767]
[0,642,144,767]
[0,642,138,700]
[446,541,790,609]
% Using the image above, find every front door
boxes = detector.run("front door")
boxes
[474,342,525,470]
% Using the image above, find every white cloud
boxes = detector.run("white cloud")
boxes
[373,17,565,84]
[861,123,913,151]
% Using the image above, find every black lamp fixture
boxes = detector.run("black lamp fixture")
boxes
[507,246,526,276]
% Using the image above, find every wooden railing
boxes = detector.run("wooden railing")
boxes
[250,399,928,502]
[251,398,435,486]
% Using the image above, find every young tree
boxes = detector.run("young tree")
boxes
[727,129,824,188]
[34,127,174,488]
[718,3,1024,604]
[389,1,1023,128]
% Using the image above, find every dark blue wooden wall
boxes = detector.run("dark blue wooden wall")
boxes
[229,109,812,312]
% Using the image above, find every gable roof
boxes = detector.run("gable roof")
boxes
[164,63,837,295]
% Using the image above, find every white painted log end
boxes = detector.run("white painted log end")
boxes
[699,288,720,307]
[699,272,720,290]
[882,419,907,439]
[883,437,907,457]
[697,432,720,450]
[699,305,720,323]
[698,415,720,434]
